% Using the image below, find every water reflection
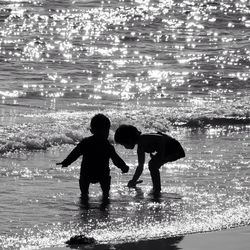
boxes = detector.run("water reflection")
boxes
[74,184,185,244]
[74,188,184,250]
[79,195,111,211]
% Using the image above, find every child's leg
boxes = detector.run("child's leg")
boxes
[148,157,166,193]
[79,177,90,198]
[148,165,161,193]
[100,175,111,200]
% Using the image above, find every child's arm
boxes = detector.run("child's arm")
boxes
[110,146,129,173]
[128,145,145,187]
[56,141,84,168]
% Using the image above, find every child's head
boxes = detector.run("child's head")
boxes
[90,114,111,138]
[114,125,141,149]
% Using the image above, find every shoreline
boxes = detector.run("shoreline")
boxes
[41,225,250,250]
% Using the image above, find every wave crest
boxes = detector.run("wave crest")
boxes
[0,107,249,155]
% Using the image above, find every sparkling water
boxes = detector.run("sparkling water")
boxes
[0,0,249,249]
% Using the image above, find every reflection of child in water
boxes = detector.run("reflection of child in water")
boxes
[115,125,185,195]
[57,114,129,201]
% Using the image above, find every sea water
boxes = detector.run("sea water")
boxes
[0,0,249,249]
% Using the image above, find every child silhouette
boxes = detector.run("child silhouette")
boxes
[115,125,185,195]
[57,114,129,201]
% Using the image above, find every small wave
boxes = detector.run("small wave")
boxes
[173,117,250,127]
[0,102,49,111]
[1,205,249,249]
[0,131,82,155]
[0,106,249,156]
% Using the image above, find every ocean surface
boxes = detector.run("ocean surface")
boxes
[0,0,249,249]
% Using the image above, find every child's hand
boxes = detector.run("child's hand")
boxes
[121,165,129,173]
[56,162,67,168]
[127,179,143,188]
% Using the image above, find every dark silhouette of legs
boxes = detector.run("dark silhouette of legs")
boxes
[148,159,163,194]
[100,175,111,201]
[79,177,90,199]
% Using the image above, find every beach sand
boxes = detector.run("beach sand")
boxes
[41,225,250,250]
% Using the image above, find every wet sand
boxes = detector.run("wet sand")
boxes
[41,225,250,250]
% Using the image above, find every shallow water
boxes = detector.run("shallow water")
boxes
[0,0,250,249]
[0,114,249,249]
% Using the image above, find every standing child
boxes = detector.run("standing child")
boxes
[57,114,129,201]
[114,125,185,195]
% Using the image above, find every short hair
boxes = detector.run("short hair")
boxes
[90,114,110,131]
[114,125,141,145]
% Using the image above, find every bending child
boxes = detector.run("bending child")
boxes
[57,114,129,201]
[114,125,185,195]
